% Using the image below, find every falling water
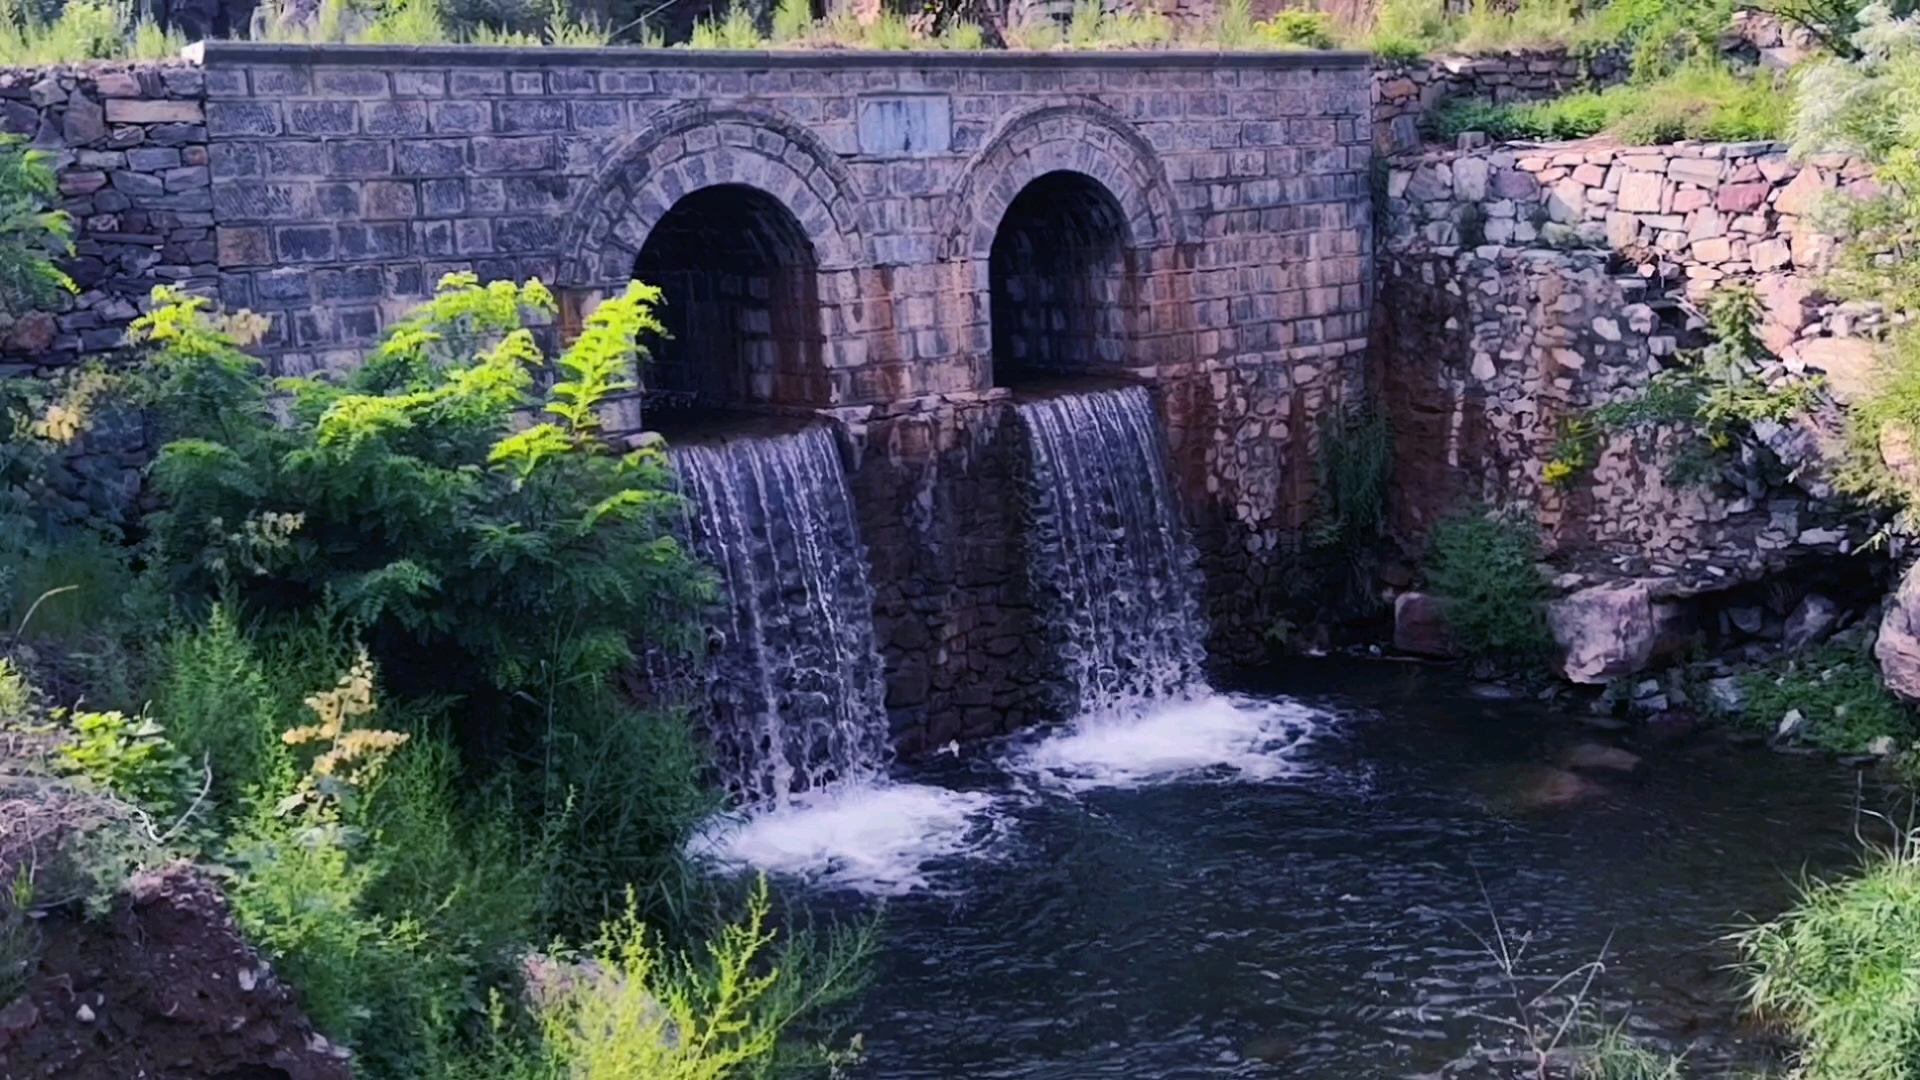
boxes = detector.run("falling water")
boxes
[1007,385,1317,791]
[671,425,890,808]
[1016,384,1211,717]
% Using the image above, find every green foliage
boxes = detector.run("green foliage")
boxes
[1734,824,1920,1080]
[1738,640,1916,753]
[0,870,36,1008]
[0,0,182,63]
[500,878,873,1080]
[1062,0,1168,49]
[535,692,721,938]
[155,606,289,808]
[1311,405,1392,549]
[1573,1023,1688,1080]
[1546,286,1822,489]
[52,706,198,815]
[770,0,807,41]
[0,134,71,322]
[1261,9,1333,48]
[134,275,711,743]
[1423,508,1551,661]
[689,4,763,48]
[1792,6,1920,511]
[1431,63,1788,144]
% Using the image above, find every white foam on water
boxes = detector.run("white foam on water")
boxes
[695,782,1002,896]
[1009,693,1329,792]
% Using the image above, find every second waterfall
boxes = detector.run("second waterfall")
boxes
[1015,384,1211,718]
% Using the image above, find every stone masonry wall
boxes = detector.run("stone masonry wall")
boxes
[1377,139,1878,592]
[1370,49,1627,155]
[1384,140,1885,390]
[0,63,213,374]
[0,46,1373,748]
[187,43,1372,743]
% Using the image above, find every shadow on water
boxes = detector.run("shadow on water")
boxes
[820,659,1874,1080]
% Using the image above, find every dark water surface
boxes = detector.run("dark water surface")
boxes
[803,660,1870,1080]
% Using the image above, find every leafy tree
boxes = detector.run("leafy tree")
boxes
[132,274,714,745]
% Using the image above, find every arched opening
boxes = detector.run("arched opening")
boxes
[989,170,1135,387]
[632,184,823,414]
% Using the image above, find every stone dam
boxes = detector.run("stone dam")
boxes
[11,44,1374,751]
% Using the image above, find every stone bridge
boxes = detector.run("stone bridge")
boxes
[29,44,1373,746]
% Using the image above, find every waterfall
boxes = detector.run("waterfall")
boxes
[671,425,890,808]
[1015,384,1210,718]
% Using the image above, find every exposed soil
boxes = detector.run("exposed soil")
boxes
[0,865,351,1080]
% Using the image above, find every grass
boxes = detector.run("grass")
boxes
[686,0,1338,51]
[1430,63,1789,144]
[1422,507,1552,663]
[0,0,184,63]
[1733,819,1920,1080]
[1738,640,1916,755]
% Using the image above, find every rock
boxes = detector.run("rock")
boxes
[1877,561,1920,702]
[1548,580,1674,684]
[1394,591,1453,658]
[1644,709,1699,744]
[1564,742,1643,773]
[1796,336,1878,404]
[1727,606,1765,635]
[1776,165,1829,217]
[1868,734,1898,756]
[1514,766,1607,810]
[1706,675,1746,713]
[1775,707,1808,741]
[1783,593,1839,652]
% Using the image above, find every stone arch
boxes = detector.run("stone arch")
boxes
[944,101,1184,266]
[558,103,870,289]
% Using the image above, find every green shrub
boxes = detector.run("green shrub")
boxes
[154,606,288,808]
[689,4,763,48]
[1738,641,1915,754]
[1431,63,1787,145]
[1260,9,1332,48]
[533,693,721,938]
[0,0,180,64]
[0,133,70,321]
[1547,285,1822,489]
[133,275,712,747]
[1311,405,1391,549]
[1423,508,1550,661]
[1735,827,1920,1080]
[52,706,197,816]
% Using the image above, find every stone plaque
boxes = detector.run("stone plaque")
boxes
[856,95,952,156]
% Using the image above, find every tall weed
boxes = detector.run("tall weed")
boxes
[155,606,285,806]
[1734,820,1920,1080]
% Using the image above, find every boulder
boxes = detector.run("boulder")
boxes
[1876,561,1920,702]
[1564,742,1643,774]
[1548,580,1686,684]
[1783,593,1839,653]
[1394,591,1453,658]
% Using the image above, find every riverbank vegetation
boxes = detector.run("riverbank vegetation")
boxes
[0,133,868,1076]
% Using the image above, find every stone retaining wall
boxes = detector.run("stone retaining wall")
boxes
[1384,139,1885,388]
[1377,139,1879,589]
[0,63,212,374]
[1370,49,1627,154]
